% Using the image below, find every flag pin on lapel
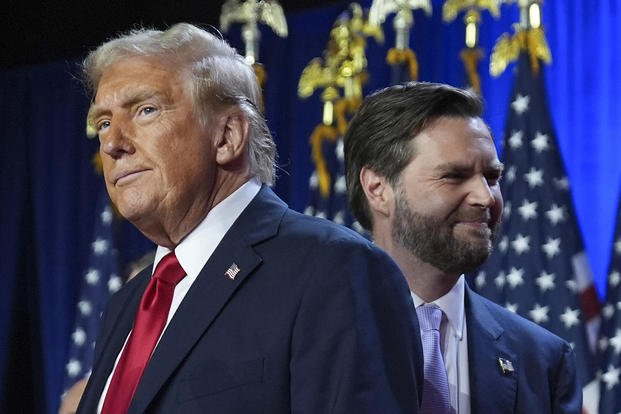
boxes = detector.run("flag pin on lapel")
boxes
[225,263,240,280]
[497,357,514,375]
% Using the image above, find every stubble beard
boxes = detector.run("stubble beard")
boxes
[391,193,500,275]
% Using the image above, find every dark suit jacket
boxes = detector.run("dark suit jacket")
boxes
[77,186,423,413]
[465,286,582,413]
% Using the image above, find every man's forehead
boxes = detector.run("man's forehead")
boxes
[90,61,182,115]
[95,56,182,93]
[413,116,493,146]
[408,126,500,169]
[94,84,167,104]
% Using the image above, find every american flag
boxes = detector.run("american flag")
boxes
[469,52,600,411]
[62,188,123,394]
[304,134,363,233]
[598,195,621,413]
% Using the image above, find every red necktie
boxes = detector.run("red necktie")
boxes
[101,251,186,414]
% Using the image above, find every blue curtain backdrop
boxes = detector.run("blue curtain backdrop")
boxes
[1,1,619,412]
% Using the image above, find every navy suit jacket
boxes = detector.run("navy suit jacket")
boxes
[465,285,582,413]
[77,186,423,413]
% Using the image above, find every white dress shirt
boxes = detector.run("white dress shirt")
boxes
[97,179,261,412]
[412,275,471,414]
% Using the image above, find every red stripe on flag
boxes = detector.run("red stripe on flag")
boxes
[580,284,601,321]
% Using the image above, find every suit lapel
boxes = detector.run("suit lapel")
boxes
[465,286,517,413]
[128,186,286,414]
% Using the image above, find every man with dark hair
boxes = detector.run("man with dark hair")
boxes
[76,23,423,413]
[344,81,581,413]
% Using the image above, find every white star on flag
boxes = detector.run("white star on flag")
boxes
[475,271,486,289]
[506,267,525,288]
[334,175,346,193]
[524,167,544,188]
[503,202,512,220]
[511,94,530,114]
[77,300,92,316]
[66,359,82,377]
[352,221,365,234]
[333,211,345,225]
[545,204,566,225]
[542,238,561,259]
[531,132,550,153]
[508,130,523,149]
[101,206,113,224]
[554,177,569,190]
[536,271,555,292]
[495,271,506,288]
[602,365,621,391]
[610,329,621,355]
[92,238,109,255]
[85,269,100,285]
[529,303,550,324]
[517,200,538,220]
[511,234,530,254]
[505,303,518,313]
[565,279,579,293]
[498,236,509,252]
[609,271,621,287]
[615,239,621,255]
[308,171,318,188]
[107,275,123,293]
[335,139,344,160]
[72,328,86,346]
[505,166,517,183]
[559,307,580,329]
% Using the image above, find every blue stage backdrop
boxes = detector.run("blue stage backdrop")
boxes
[1,1,619,412]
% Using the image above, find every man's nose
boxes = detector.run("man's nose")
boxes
[100,121,135,159]
[467,176,496,208]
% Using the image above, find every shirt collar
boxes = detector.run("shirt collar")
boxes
[153,178,262,276]
[411,275,466,339]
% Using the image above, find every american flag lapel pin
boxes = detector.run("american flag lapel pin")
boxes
[497,357,515,375]
[225,263,240,280]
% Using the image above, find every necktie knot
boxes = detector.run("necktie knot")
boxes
[416,304,443,332]
[153,252,186,285]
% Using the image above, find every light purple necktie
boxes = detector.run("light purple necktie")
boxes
[417,304,451,414]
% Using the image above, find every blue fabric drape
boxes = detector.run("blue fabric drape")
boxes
[0,62,104,411]
[1,1,619,412]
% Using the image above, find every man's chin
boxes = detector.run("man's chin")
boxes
[454,229,492,248]
[451,241,492,273]
[454,222,492,239]
[114,202,147,224]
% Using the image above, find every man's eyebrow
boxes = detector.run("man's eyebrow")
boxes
[87,90,166,123]
[433,162,473,172]
[433,161,505,173]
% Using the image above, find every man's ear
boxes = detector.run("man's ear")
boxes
[215,110,249,166]
[360,166,394,218]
